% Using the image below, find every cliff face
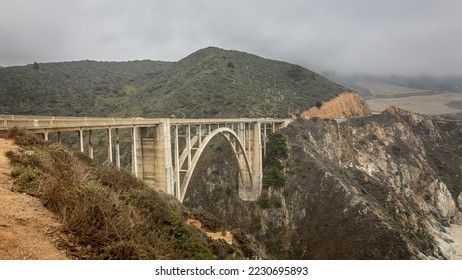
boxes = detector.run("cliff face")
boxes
[301,92,371,119]
[282,107,461,259]
[186,106,462,259]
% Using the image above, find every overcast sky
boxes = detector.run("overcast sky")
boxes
[1,0,461,76]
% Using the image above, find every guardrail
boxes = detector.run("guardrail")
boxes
[0,115,291,132]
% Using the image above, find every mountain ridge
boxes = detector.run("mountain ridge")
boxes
[114,47,347,118]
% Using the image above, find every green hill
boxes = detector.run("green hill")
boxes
[115,47,347,118]
[0,60,171,116]
[0,47,347,118]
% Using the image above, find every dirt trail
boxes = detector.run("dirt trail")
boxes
[0,138,69,260]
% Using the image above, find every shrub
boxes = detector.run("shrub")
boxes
[14,166,41,191]
[272,197,282,208]
[264,132,288,168]
[254,216,262,230]
[263,168,286,187]
[6,127,48,146]
[258,193,270,208]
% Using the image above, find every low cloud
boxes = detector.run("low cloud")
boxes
[1,0,461,76]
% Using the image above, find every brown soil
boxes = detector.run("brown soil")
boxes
[188,218,233,245]
[301,92,372,119]
[0,138,69,260]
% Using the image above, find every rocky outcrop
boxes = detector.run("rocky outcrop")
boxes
[301,92,371,119]
[186,106,462,259]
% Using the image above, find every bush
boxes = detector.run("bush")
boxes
[272,197,282,208]
[258,193,270,208]
[6,127,48,147]
[263,168,286,187]
[264,132,288,168]
[13,166,41,191]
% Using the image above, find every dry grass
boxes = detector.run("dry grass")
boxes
[2,129,239,259]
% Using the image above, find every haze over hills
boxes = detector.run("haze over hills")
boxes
[324,72,462,119]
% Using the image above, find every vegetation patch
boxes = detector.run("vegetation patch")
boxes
[263,168,286,187]
[3,129,239,259]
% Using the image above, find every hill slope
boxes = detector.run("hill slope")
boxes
[0,47,347,119]
[116,47,347,118]
[0,60,171,116]
[186,108,462,259]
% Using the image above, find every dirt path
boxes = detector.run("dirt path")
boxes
[0,138,69,260]
[452,224,462,260]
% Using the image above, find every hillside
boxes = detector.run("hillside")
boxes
[2,129,257,259]
[185,107,462,259]
[0,60,171,116]
[115,47,347,118]
[0,47,347,119]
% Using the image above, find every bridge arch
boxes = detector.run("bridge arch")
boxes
[178,127,255,202]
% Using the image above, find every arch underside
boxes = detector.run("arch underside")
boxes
[177,127,256,202]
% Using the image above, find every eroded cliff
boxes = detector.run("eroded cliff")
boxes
[186,106,462,259]
[300,92,371,119]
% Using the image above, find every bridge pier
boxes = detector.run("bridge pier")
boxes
[88,130,94,159]
[107,128,113,164]
[78,129,84,153]
[115,128,121,168]
[135,120,174,194]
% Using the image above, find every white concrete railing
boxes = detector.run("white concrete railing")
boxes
[0,115,161,130]
[0,115,290,131]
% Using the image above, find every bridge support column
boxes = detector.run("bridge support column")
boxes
[137,120,174,195]
[88,130,94,159]
[236,123,253,200]
[107,128,113,164]
[237,122,263,200]
[251,121,262,198]
[115,128,121,168]
[78,129,84,153]
[131,126,140,177]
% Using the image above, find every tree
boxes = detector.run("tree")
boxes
[33,62,40,70]
[264,132,288,168]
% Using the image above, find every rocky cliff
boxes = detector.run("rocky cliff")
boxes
[185,106,462,259]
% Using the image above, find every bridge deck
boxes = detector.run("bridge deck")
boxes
[0,115,289,133]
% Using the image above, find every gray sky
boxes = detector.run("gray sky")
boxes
[1,0,461,76]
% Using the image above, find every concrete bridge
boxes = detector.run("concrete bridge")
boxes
[0,115,290,202]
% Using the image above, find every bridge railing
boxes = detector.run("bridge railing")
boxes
[0,115,291,131]
[0,115,165,130]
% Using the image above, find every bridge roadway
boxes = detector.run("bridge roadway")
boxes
[0,115,290,202]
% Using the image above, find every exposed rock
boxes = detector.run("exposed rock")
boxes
[301,92,371,119]
[186,104,462,259]
[458,193,462,211]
